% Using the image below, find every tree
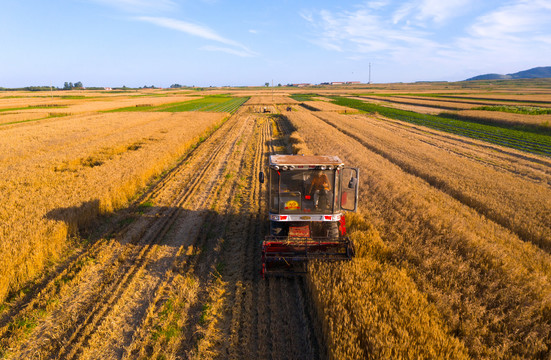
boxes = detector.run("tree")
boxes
[265,82,270,87]
[63,82,70,90]
[74,81,83,88]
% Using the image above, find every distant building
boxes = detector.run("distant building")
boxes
[292,83,312,87]
[104,87,112,91]
[331,82,345,85]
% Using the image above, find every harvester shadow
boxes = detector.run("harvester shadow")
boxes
[44,201,267,293]
[45,199,101,236]
[266,138,285,150]
[43,202,322,358]
[0,200,102,329]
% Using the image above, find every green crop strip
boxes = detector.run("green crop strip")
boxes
[356,93,551,105]
[104,96,249,114]
[330,96,551,157]
[473,105,551,115]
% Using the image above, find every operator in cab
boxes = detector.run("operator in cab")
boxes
[308,170,331,210]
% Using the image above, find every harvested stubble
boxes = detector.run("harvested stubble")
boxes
[313,111,551,249]
[396,94,551,108]
[301,100,355,112]
[245,96,297,105]
[448,93,551,103]
[283,106,551,359]
[358,95,475,110]
[349,96,445,115]
[0,111,226,302]
[0,111,52,125]
[47,94,198,114]
[0,97,74,110]
[446,109,551,128]
[333,96,551,156]
[0,93,197,116]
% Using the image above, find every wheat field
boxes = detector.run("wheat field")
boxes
[1,83,550,359]
[283,103,551,359]
[0,107,226,302]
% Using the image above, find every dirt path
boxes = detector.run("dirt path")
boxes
[1,106,322,360]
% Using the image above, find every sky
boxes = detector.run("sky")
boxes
[1,0,550,87]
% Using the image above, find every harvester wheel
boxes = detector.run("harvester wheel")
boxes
[325,221,339,238]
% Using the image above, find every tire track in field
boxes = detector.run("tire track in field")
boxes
[0,117,234,356]
[8,109,251,359]
[0,116,235,347]
[58,112,254,360]
[192,115,321,360]
[121,111,259,359]
[6,110,323,360]
[169,116,267,359]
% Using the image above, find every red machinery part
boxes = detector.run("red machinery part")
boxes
[339,215,346,236]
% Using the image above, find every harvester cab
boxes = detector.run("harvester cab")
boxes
[259,155,359,276]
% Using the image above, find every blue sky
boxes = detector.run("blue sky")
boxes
[1,0,550,87]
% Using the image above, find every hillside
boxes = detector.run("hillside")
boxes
[466,66,551,81]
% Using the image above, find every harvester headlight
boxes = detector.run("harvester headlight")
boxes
[282,166,288,170]
[273,166,279,170]
[327,166,333,170]
[320,165,326,170]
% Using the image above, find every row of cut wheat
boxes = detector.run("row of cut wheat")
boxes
[313,110,551,249]
[283,106,551,359]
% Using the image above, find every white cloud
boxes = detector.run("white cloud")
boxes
[136,16,257,57]
[443,1,551,75]
[303,0,551,81]
[304,7,437,57]
[417,0,474,23]
[457,1,551,55]
[299,11,314,23]
[392,0,474,25]
[90,0,177,13]
[366,0,391,10]
[91,0,257,58]
[392,3,413,24]
[201,45,256,57]
[469,1,551,38]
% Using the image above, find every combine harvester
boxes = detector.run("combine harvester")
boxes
[259,155,359,276]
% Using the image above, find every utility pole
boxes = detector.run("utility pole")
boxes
[272,79,274,102]
[369,63,371,84]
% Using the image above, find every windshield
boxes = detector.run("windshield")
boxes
[270,169,336,213]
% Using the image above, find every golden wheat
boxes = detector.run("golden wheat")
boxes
[245,96,297,105]
[300,100,354,112]
[284,105,551,359]
[314,110,551,248]
[446,109,551,127]
[0,110,226,302]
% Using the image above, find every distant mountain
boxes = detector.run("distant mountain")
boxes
[465,66,551,81]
